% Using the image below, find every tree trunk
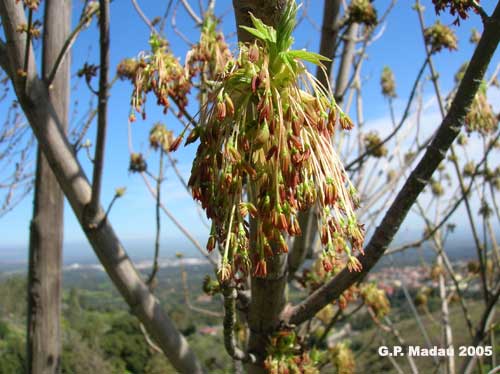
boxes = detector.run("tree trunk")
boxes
[232,2,288,373]
[27,1,70,373]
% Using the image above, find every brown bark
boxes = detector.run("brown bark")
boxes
[233,0,287,43]
[27,0,70,372]
[232,2,288,372]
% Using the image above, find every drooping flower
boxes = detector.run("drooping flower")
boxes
[187,1,364,281]
[432,0,478,25]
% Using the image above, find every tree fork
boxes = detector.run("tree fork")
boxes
[0,1,203,372]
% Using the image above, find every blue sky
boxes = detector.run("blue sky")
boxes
[0,0,498,262]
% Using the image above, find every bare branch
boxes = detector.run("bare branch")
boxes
[461,283,500,374]
[147,150,164,286]
[87,0,110,223]
[131,0,158,35]
[46,5,99,87]
[180,0,202,25]
[223,287,256,363]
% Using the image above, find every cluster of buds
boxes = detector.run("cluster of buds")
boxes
[315,304,335,325]
[490,168,500,191]
[360,283,390,318]
[15,20,42,39]
[117,58,140,81]
[430,263,445,281]
[185,13,232,80]
[430,179,444,197]
[404,151,416,164]
[454,62,468,83]
[467,260,481,274]
[264,329,320,374]
[414,286,432,307]
[122,33,191,122]
[129,153,147,173]
[364,131,388,158]
[469,259,494,276]
[77,62,99,87]
[149,122,174,152]
[202,275,221,295]
[465,87,498,135]
[424,21,458,53]
[114,187,126,198]
[347,0,378,27]
[457,133,468,146]
[380,66,396,98]
[478,199,492,218]
[188,2,364,281]
[484,166,500,182]
[336,286,360,310]
[329,342,355,374]
[470,28,481,44]
[463,161,475,177]
[386,169,397,182]
[432,0,479,25]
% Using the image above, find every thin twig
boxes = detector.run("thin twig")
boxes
[46,5,99,87]
[88,0,110,222]
[223,287,256,363]
[130,0,158,35]
[147,149,164,286]
[180,0,202,25]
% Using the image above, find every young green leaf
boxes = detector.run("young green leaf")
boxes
[287,50,331,65]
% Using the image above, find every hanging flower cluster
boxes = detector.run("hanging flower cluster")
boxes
[185,14,233,80]
[432,0,478,24]
[465,83,498,135]
[149,122,174,152]
[264,329,321,374]
[424,21,458,53]
[359,283,390,318]
[120,34,191,122]
[187,2,364,281]
[121,13,232,155]
[347,0,378,27]
[329,342,356,374]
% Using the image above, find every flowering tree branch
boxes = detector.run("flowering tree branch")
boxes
[284,1,500,326]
